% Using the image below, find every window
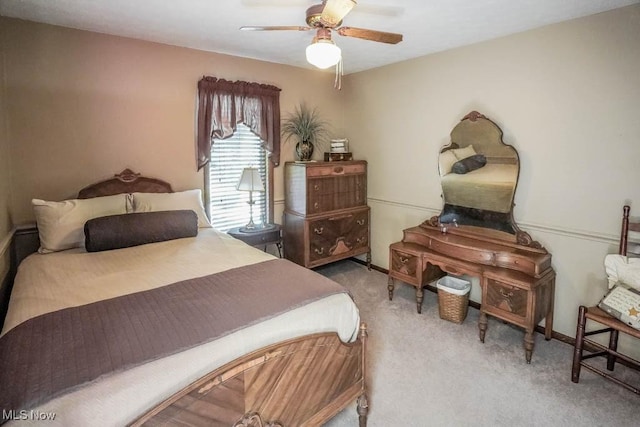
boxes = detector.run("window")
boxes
[196,77,280,231]
[207,124,268,231]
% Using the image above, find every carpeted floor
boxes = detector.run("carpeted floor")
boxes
[316,260,639,427]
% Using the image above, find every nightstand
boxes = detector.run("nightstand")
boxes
[227,224,282,257]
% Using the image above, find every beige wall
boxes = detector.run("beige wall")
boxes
[343,4,640,353]
[2,17,346,226]
[0,20,12,283]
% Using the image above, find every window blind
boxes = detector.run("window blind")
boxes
[209,124,267,231]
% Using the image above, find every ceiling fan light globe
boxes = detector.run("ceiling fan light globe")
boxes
[306,40,341,69]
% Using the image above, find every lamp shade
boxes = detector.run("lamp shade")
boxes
[306,39,341,69]
[236,167,264,192]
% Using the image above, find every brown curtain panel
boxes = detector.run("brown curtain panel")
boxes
[196,77,281,170]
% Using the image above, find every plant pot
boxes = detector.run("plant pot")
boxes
[296,140,314,161]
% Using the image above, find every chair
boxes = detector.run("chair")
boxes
[571,205,640,394]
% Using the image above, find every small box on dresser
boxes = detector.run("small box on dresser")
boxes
[283,160,370,269]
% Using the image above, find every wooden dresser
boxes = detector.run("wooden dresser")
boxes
[283,161,371,269]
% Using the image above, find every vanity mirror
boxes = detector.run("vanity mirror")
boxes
[389,111,555,363]
[428,111,535,245]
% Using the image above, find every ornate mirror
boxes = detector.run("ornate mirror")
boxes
[432,111,532,243]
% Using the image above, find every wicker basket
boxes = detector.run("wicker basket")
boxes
[437,276,471,324]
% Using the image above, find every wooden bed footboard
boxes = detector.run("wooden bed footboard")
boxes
[130,324,369,427]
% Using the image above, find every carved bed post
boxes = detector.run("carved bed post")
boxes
[357,322,369,427]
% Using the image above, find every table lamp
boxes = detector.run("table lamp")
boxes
[236,167,264,232]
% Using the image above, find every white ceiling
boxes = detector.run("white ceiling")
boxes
[1,0,638,74]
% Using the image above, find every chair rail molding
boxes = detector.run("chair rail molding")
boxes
[367,197,618,245]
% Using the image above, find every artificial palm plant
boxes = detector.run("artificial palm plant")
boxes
[281,103,329,161]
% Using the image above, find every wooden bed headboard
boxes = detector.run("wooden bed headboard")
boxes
[78,168,173,198]
[2,169,174,330]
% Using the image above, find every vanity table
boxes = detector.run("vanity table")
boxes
[387,111,556,363]
[397,224,555,363]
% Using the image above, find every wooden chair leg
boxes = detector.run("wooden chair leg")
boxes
[572,305,587,383]
[607,329,619,371]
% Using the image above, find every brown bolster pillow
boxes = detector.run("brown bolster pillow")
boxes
[451,153,487,174]
[85,210,198,252]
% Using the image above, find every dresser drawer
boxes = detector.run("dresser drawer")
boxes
[390,248,420,278]
[493,253,538,277]
[307,174,366,214]
[306,163,365,177]
[484,279,529,320]
[308,208,369,262]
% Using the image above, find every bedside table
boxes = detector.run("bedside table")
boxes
[227,224,282,257]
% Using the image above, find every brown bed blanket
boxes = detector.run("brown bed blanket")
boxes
[0,258,349,419]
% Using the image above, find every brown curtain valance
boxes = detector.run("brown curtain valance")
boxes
[196,77,281,170]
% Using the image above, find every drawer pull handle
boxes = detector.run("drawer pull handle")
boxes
[356,237,367,244]
[399,256,410,264]
[314,227,324,235]
[314,184,320,191]
[333,166,344,174]
[313,202,319,209]
[329,214,353,221]
[314,248,324,255]
[356,219,366,226]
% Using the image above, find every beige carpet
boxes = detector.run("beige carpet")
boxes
[316,260,639,427]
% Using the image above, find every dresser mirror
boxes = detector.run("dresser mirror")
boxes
[400,111,552,363]
[428,111,532,244]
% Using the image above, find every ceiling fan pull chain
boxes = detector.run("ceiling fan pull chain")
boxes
[334,57,343,90]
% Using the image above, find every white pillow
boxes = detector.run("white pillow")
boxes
[131,190,212,228]
[451,145,476,160]
[604,254,640,290]
[33,194,129,253]
[439,150,458,176]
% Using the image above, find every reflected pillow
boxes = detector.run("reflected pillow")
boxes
[451,154,487,174]
[85,210,198,252]
[439,150,458,176]
[451,145,476,160]
[33,194,129,253]
[131,189,212,228]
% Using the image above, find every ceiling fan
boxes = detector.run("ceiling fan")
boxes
[240,0,403,69]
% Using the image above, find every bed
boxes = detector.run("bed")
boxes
[440,162,517,214]
[0,169,368,427]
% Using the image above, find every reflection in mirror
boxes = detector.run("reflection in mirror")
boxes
[436,111,520,235]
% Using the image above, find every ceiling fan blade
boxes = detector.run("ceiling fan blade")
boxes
[320,0,356,27]
[336,26,403,44]
[240,25,311,31]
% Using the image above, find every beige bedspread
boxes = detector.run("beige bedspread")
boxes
[441,163,517,213]
[2,228,360,426]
